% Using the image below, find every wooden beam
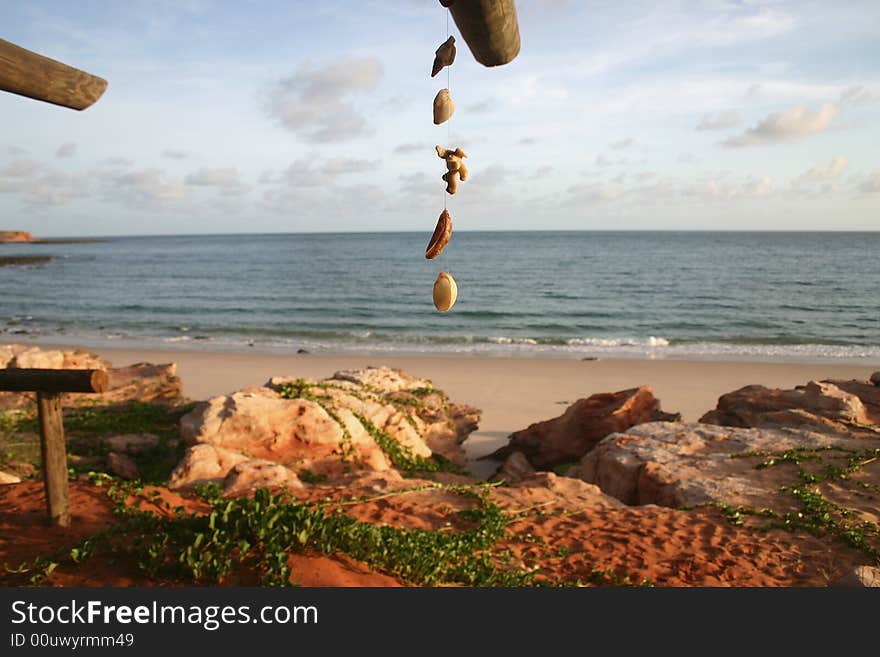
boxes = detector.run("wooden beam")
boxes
[0,38,107,110]
[37,392,70,527]
[448,0,520,67]
[0,368,108,393]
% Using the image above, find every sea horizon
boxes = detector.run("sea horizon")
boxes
[3,230,879,365]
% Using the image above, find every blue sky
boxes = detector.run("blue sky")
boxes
[1,0,878,235]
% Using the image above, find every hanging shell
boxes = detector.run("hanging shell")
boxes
[431,36,456,77]
[426,209,453,259]
[433,89,455,125]
[433,272,458,312]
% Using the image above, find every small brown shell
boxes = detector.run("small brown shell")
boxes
[426,209,453,259]
[431,36,456,77]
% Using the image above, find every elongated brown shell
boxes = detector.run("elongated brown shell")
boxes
[426,209,453,259]
[431,36,456,77]
[433,272,458,312]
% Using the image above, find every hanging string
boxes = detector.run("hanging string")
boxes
[443,8,450,211]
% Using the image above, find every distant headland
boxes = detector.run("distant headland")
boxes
[0,230,106,244]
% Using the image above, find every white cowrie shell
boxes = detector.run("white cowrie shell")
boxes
[433,271,458,312]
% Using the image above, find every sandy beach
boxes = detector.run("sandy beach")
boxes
[40,343,876,466]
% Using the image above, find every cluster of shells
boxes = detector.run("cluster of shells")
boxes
[427,34,464,313]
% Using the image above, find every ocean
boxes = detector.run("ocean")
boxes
[1,231,878,363]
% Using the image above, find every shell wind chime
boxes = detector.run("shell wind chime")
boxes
[428,9,463,312]
[424,0,521,313]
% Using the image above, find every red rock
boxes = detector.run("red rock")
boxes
[487,386,671,469]
[106,452,139,480]
[222,460,303,497]
[700,380,878,436]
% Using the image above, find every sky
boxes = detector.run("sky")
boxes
[0,0,879,236]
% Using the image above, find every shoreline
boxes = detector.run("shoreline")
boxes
[29,342,878,475]
[12,334,880,367]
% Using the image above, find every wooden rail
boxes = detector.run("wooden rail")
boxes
[448,0,521,67]
[0,38,108,110]
[0,368,108,527]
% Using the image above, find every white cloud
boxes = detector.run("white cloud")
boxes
[610,138,634,149]
[162,149,189,160]
[320,158,376,176]
[101,157,134,167]
[696,110,741,131]
[796,156,848,184]
[266,56,383,143]
[100,169,187,206]
[56,142,77,158]
[839,85,874,106]
[724,103,838,147]
[185,167,248,195]
[1,159,42,177]
[393,142,427,155]
[859,173,880,194]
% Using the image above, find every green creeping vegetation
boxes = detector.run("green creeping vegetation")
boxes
[353,412,461,474]
[276,379,462,474]
[720,446,880,558]
[0,402,194,483]
[297,469,327,484]
[10,477,653,587]
[15,479,538,587]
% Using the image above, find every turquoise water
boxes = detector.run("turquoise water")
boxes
[1,231,878,362]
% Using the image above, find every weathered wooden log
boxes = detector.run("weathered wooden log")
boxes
[0,368,109,393]
[0,38,108,110]
[37,392,70,527]
[447,0,520,67]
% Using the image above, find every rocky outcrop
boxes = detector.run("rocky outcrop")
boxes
[169,444,250,489]
[570,422,880,522]
[172,367,480,489]
[0,471,21,484]
[222,460,303,497]
[835,566,880,587]
[0,231,34,243]
[106,452,139,480]
[103,434,160,455]
[871,372,880,387]
[700,380,880,437]
[0,345,182,407]
[487,386,676,469]
[490,451,535,484]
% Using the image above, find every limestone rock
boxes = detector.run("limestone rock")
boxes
[222,460,303,497]
[169,444,250,489]
[93,363,182,404]
[835,565,880,587]
[106,452,139,480]
[7,348,65,369]
[488,386,669,469]
[1,345,180,407]
[871,372,880,387]
[570,422,880,520]
[174,367,481,488]
[700,380,878,436]
[490,451,535,484]
[103,434,160,455]
[0,470,22,485]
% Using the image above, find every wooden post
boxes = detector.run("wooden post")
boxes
[0,38,108,110]
[447,0,521,67]
[37,392,70,527]
[0,368,108,527]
